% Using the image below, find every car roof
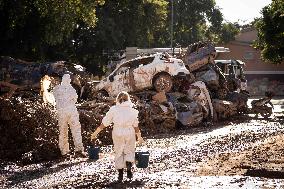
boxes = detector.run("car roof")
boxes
[114,53,160,69]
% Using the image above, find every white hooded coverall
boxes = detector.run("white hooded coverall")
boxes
[53,74,84,155]
[102,101,139,170]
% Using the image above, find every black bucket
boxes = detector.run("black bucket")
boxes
[87,146,100,160]
[135,151,150,168]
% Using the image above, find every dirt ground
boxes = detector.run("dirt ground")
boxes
[197,120,284,178]
[1,112,284,188]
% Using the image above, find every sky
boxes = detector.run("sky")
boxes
[215,0,272,24]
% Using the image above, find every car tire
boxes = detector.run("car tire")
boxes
[153,73,173,93]
[260,108,272,119]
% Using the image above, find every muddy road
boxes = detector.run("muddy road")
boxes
[1,114,284,188]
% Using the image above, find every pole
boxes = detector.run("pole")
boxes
[170,0,173,50]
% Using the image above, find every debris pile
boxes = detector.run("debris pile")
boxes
[0,42,252,163]
[0,95,178,163]
[78,94,177,139]
[0,97,59,164]
[78,100,114,145]
[137,100,176,134]
[0,96,114,163]
[0,56,95,100]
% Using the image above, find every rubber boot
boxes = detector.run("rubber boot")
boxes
[118,169,123,182]
[126,161,133,179]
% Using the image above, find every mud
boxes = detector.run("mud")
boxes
[197,117,284,179]
[0,52,281,188]
[0,94,178,164]
[1,115,284,188]
[0,97,60,164]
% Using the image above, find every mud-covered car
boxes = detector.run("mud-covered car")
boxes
[0,56,92,98]
[215,59,247,92]
[95,53,190,97]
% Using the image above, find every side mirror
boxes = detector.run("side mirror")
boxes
[109,75,114,82]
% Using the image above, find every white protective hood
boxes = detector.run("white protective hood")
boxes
[61,74,72,86]
[53,74,78,110]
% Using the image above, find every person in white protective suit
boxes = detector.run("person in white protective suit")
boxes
[91,91,144,182]
[40,75,55,105]
[53,74,86,158]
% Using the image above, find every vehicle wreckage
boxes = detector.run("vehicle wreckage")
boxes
[95,53,190,97]
[0,56,94,100]
[1,42,270,127]
[92,42,251,126]
[0,42,274,163]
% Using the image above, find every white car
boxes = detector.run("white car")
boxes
[95,53,190,97]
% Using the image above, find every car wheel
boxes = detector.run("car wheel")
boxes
[260,108,272,119]
[153,73,173,92]
[260,111,272,119]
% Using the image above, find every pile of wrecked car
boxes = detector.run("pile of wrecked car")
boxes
[92,41,250,127]
[0,42,274,163]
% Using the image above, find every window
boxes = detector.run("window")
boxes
[115,66,128,75]
[140,56,154,65]
[244,52,254,60]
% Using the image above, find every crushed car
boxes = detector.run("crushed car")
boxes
[95,53,190,97]
[183,41,216,72]
[215,59,248,93]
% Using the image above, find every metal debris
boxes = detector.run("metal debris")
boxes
[94,53,190,97]
[0,56,95,100]
[1,42,271,164]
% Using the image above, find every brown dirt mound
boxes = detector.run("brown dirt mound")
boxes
[0,97,59,164]
[0,97,177,164]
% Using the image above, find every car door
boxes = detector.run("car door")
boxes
[133,56,156,89]
[108,65,132,96]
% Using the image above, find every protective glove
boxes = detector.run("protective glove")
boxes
[138,136,145,145]
[136,132,145,145]
[91,127,102,141]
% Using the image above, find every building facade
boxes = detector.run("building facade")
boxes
[217,28,284,96]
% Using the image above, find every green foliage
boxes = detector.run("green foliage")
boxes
[0,0,235,75]
[93,0,168,49]
[172,0,223,46]
[0,0,103,60]
[69,0,169,75]
[254,0,284,64]
[218,22,240,44]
